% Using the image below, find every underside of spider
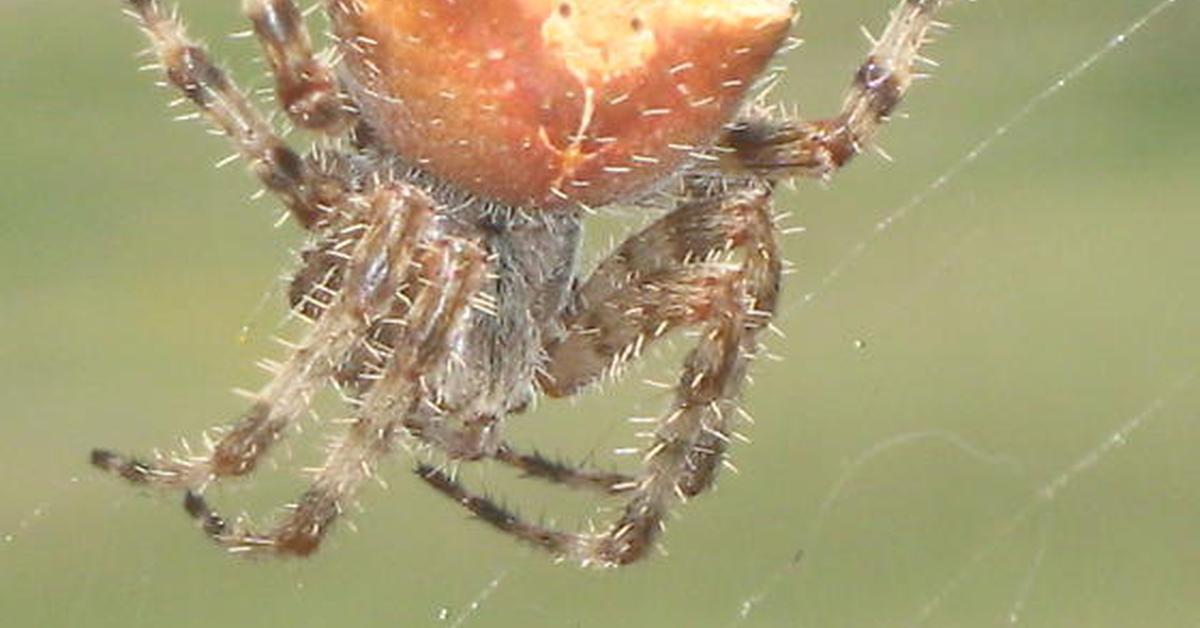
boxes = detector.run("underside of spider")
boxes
[92,0,948,567]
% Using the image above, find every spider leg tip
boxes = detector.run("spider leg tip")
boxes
[90,447,138,478]
[89,447,117,469]
[183,490,230,538]
[182,490,207,518]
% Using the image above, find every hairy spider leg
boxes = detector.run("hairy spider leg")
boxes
[123,0,348,229]
[483,185,787,495]
[490,445,639,496]
[244,0,351,133]
[92,184,435,491]
[185,239,485,555]
[420,186,781,566]
[721,0,947,179]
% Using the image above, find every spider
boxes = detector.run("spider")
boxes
[92,0,948,567]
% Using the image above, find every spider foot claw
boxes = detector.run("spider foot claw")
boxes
[89,447,152,484]
[183,490,229,539]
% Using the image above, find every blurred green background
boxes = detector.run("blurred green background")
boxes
[2,1,1198,626]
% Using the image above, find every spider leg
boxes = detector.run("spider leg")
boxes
[484,185,781,496]
[243,0,351,133]
[541,186,780,397]
[420,186,781,566]
[492,445,638,495]
[720,0,947,179]
[123,0,344,229]
[92,184,434,491]
[183,239,485,555]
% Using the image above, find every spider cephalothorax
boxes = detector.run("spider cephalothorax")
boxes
[93,0,947,566]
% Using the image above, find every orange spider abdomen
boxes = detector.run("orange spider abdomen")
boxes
[332,0,794,210]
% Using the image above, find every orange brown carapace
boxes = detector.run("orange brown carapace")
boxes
[332,0,795,209]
